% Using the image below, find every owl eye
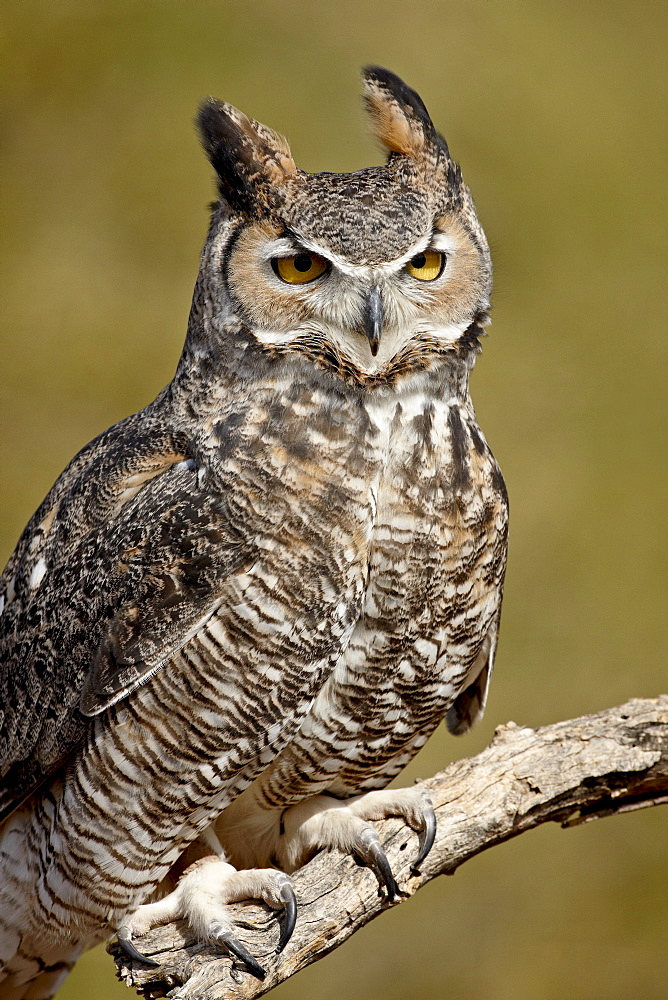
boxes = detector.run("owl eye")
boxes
[404,250,445,282]
[272,253,329,284]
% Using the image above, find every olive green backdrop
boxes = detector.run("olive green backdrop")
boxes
[1,2,666,999]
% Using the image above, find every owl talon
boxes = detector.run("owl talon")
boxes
[276,880,297,952]
[117,927,160,968]
[413,800,437,870]
[217,931,266,979]
[356,826,401,899]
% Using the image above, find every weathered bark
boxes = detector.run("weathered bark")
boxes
[110,695,668,999]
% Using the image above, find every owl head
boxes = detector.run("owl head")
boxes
[192,67,491,385]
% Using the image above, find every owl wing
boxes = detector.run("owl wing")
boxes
[0,414,302,820]
[77,463,253,718]
[445,615,501,736]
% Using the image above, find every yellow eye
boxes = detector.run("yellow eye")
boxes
[404,249,445,282]
[272,252,329,284]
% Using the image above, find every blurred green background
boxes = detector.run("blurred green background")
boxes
[1,2,666,998]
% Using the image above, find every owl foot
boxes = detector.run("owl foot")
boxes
[117,858,296,979]
[280,786,435,898]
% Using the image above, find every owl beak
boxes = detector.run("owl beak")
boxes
[364,285,383,357]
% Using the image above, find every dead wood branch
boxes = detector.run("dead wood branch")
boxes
[110,695,668,998]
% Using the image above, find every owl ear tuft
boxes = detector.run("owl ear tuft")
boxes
[361,66,449,162]
[197,99,296,213]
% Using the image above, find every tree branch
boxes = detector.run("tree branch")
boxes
[110,695,668,998]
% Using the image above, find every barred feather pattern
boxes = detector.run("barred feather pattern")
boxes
[214,377,507,867]
[0,342,506,976]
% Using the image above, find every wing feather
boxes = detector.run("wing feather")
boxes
[445,618,499,736]
[0,410,255,818]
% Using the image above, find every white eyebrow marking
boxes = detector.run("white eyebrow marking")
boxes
[430,231,460,255]
[259,237,301,260]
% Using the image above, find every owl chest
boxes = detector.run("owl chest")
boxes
[363,391,495,592]
[348,390,505,695]
[272,389,506,787]
[207,382,503,681]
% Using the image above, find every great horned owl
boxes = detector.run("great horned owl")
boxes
[0,66,507,994]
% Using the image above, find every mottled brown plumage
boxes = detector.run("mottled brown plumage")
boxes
[0,66,507,996]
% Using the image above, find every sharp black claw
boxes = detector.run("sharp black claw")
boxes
[371,844,401,899]
[413,801,437,870]
[276,880,297,953]
[358,828,400,899]
[117,929,160,968]
[218,932,266,980]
